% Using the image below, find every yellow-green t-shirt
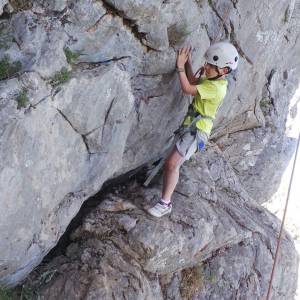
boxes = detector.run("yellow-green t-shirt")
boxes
[184,78,228,135]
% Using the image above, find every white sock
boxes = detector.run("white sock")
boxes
[161,198,171,205]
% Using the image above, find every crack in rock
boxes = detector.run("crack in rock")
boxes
[75,56,131,69]
[23,94,52,114]
[263,69,278,116]
[229,0,238,10]
[56,108,92,155]
[104,96,116,124]
[253,96,265,126]
[86,12,109,33]
[100,0,157,52]
[203,23,213,42]
[31,6,69,20]
[229,21,253,65]
[207,0,230,39]
[266,69,276,98]
[84,125,102,137]
[99,96,117,147]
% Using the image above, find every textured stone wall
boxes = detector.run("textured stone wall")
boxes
[0,0,299,296]
[20,148,299,299]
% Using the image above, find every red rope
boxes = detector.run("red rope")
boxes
[266,132,300,300]
[212,5,231,44]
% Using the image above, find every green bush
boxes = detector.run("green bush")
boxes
[50,67,71,86]
[0,55,22,80]
[0,287,13,300]
[260,97,271,110]
[15,89,29,110]
[0,285,40,300]
[64,47,80,64]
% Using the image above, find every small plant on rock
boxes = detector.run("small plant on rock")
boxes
[15,88,29,109]
[64,47,80,64]
[260,97,272,114]
[50,67,71,86]
[180,266,203,300]
[9,0,33,11]
[0,55,22,80]
[0,287,13,300]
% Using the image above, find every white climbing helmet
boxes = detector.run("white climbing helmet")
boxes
[204,42,239,71]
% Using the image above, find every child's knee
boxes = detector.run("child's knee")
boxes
[164,157,181,172]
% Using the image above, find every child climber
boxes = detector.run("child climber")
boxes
[147,42,239,217]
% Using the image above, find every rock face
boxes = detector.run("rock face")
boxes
[0,0,299,295]
[0,0,8,14]
[22,149,298,299]
[0,64,135,286]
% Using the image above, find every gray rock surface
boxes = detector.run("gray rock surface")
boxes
[0,65,135,286]
[0,0,299,296]
[22,148,298,299]
[0,0,8,15]
[10,11,70,78]
[36,0,68,12]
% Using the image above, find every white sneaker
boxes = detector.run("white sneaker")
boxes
[147,200,172,217]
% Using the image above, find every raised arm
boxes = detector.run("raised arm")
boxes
[177,48,198,96]
[184,47,199,85]
[185,61,199,85]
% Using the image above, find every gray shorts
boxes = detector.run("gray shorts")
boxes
[176,130,208,160]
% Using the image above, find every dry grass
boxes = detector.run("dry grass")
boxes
[180,266,203,300]
[9,0,33,11]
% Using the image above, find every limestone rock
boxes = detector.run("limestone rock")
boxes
[36,0,68,12]
[10,11,70,78]
[0,0,8,15]
[0,0,300,293]
[22,149,298,299]
[0,65,135,286]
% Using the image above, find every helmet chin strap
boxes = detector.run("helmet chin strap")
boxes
[207,65,231,80]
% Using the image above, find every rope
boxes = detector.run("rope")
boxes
[212,5,231,44]
[266,132,300,300]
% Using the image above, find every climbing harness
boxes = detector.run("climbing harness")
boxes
[175,103,213,136]
[266,132,300,300]
[143,106,211,187]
